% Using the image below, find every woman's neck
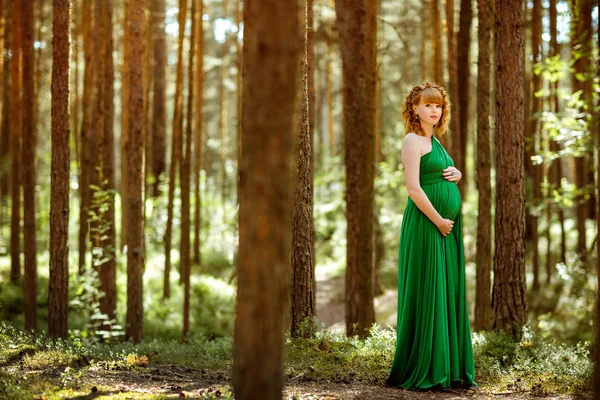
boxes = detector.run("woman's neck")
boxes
[420,123,433,138]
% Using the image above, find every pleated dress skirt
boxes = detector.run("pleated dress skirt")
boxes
[386,137,477,390]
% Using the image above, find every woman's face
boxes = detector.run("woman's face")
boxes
[414,100,442,127]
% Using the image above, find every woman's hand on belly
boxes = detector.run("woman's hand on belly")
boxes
[442,166,462,183]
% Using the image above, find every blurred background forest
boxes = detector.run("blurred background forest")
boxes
[0,0,597,357]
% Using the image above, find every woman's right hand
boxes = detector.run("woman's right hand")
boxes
[436,218,454,237]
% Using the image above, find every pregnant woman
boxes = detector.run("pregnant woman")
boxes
[386,82,477,391]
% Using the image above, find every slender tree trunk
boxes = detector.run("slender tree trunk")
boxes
[22,0,37,332]
[432,0,448,148]
[492,0,527,338]
[291,0,315,339]
[420,0,429,81]
[373,0,383,298]
[475,0,493,332]
[10,0,22,283]
[93,0,117,322]
[125,0,147,344]
[182,0,197,339]
[232,0,300,397]
[79,0,95,273]
[445,0,457,158]
[49,0,70,339]
[570,0,594,261]
[164,0,187,298]
[326,0,335,157]
[456,0,471,197]
[0,2,9,234]
[594,8,600,396]
[193,0,204,265]
[121,0,130,252]
[549,0,566,265]
[70,0,80,167]
[232,0,242,260]
[151,0,166,197]
[143,6,153,205]
[335,0,376,338]
[219,0,229,206]
[529,0,542,290]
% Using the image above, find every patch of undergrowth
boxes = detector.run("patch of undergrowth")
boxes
[472,326,593,395]
[286,324,395,384]
[0,321,594,397]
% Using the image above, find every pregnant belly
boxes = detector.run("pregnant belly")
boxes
[423,181,462,221]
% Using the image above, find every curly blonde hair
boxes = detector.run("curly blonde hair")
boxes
[401,82,451,137]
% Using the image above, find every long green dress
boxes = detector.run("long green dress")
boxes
[386,137,477,390]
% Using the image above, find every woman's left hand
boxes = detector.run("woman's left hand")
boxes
[442,166,462,182]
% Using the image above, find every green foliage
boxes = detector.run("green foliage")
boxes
[141,271,236,340]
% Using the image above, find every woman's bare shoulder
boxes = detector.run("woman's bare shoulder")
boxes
[403,133,424,149]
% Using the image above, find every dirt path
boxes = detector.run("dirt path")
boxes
[54,366,588,399]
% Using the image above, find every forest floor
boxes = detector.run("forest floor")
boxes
[0,274,594,399]
[1,360,589,399]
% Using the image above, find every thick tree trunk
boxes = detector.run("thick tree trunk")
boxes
[456,0,471,197]
[151,0,166,197]
[291,0,315,339]
[125,0,147,344]
[335,0,376,338]
[474,0,493,332]
[193,0,204,265]
[22,0,37,332]
[10,0,21,283]
[232,0,300,398]
[492,0,527,338]
[49,0,70,339]
[182,0,197,339]
[164,0,187,298]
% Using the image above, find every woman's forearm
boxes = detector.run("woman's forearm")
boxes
[407,187,443,227]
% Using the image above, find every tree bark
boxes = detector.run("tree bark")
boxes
[49,0,70,339]
[21,0,38,332]
[475,0,493,332]
[492,0,527,338]
[232,0,300,398]
[335,0,376,338]
[164,0,187,298]
[10,0,22,283]
[125,0,147,344]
